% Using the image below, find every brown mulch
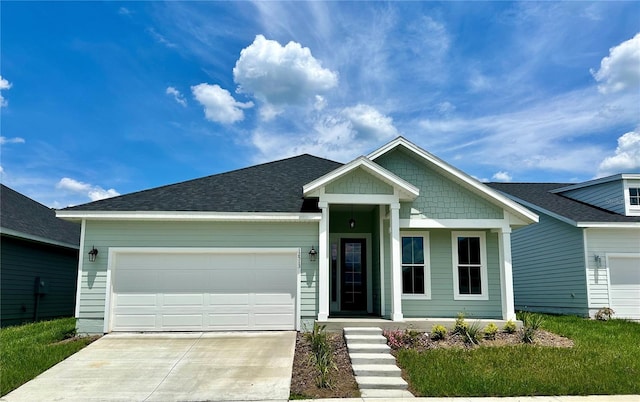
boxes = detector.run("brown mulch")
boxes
[289,332,360,399]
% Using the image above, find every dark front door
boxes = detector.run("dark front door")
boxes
[340,238,366,311]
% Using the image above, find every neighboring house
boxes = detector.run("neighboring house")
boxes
[1,184,81,327]
[57,137,538,334]
[489,175,640,320]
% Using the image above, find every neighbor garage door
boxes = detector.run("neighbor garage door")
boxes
[108,248,298,331]
[608,255,640,320]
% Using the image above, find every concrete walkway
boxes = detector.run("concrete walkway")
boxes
[300,397,638,402]
[1,331,296,402]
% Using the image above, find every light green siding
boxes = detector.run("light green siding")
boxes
[561,180,624,215]
[375,149,503,220]
[325,168,394,195]
[511,211,588,316]
[78,220,318,334]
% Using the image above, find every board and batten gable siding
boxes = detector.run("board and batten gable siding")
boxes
[510,211,588,316]
[374,149,503,220]
[584,228,640,315]
[1,236,78,327]
[325,167,394,195]
[560,180,625,215]
[78,220,318,334]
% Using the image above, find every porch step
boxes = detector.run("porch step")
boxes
[343,327,413,398]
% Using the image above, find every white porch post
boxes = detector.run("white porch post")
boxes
[390,202,403,321]
[497,227,516,320]
[317,202,329,321]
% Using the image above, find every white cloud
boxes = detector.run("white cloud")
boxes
[118,7,132,16]
[492,171,513,182]
[191,83,253,125]
[597,130,640,176]
[437,101,456,115]
[56,178,120,201]
[0,136,25,145]
[233,35,338,106]
[166,86,187,107]
[341,104,399,141]
[147,27,177,48]
[592,33,640,94]
[0,75,12,107]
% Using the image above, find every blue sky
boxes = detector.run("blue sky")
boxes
[1,2,639,208]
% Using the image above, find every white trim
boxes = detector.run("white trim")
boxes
[297,248,302,331]
[367,137,538,224]
[390,203,403,321]
[400,231,431,300]
[452,231,489,301]
[400,218,510,229]
[495,228,515,320]
[379,205,386,317]
[104,247,302,333]
[318,205,329,321]
[623,180,640,216]
[550,174,640,193]
[74,219,86,318]
[318,193,402,205]
[583,229,594,309]
[303,156,419,200]
[576,222,640,228]
[56,210,321,222]
[0,227,79,249]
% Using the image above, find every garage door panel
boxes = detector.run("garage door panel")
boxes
[609,256,640,320]
[110,249,298,331]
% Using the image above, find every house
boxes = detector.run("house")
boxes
[488,175,640,320]
[56,137,538,334]
[1,184,81,327]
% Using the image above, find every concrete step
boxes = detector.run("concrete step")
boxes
[344,334,387,344]
[352,364,402,377]
[360,388,414,398]
[347,343,390,354]
[349,352,396,365]
[343,327,383,336]
[355,375,408,390]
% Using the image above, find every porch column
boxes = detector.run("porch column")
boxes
[317,202,329,321]
[497,227,516,320]
[390,202,403,321]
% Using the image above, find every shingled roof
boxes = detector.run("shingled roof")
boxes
[62,154,343,213]
[487,182,640,223]
[1,184,81,247]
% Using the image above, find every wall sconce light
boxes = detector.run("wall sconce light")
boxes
[594,255,602,268]
[309,246,318,262]
[349,218,356,229]
[88,246,99,262]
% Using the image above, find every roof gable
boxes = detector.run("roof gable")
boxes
[1,184,80,247]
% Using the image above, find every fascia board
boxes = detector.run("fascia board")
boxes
[0,227,79,249]
[369,137,538,223]
[56,211,322,222]
[576,222,640,228]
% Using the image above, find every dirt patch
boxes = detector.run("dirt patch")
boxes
[51,334,101,346]
[289,332,359,399]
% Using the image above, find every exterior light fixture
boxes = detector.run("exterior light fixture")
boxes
[594,255,602,268]
[88,246,99,262]
[349,218,356,229]
[309,246,318,262]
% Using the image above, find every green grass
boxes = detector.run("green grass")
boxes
[0,318,98,396]
[396,314,640,396]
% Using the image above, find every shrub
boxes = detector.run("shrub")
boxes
[431,325,448,340]
[521,312,545,344]
[484,323,499,340]
[383,329,406,349]
[595,307,615,321]
[461,320,483,345]
[503,320,517,334]
[454,312,469,334]
[304,323,334,388]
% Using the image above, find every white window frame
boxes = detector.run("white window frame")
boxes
[452,231,488,301]
[624,181,640,216]
[401,231,431,300]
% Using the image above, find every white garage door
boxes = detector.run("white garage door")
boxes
[609,255,640,320]
[108,248,299,331]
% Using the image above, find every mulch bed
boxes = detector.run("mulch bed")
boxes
[289,332,360,399]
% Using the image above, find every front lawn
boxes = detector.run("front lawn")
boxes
[0,318,99,396]
[396,314,640,396]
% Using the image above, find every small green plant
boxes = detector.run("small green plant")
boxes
[431,324,448,340]
[521,312,545,344]
[383,329,406,349]
[454,312,469,334]
[484,322,499,340]
[304,323,334,388]
[595,307,615,321]
[503,319,517,334]
[461,320,483,345]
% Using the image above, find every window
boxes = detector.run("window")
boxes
[452,231,488,300]
[630,188,640,206]
[401,232,430,298]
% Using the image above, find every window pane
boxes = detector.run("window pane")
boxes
[402,266,413,294]
[632,198,639,206]
[458,237,470,264]
[458,266,470,294]
[469,237,481,264]
[470,267,481,294]
[412,237,424,264]
[402,237,412,264]
[414,266,424,294]
[630,188,639,196]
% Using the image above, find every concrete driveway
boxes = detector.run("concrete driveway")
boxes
[2,331,296,402]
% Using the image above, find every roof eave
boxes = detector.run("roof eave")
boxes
[56,210,322,222]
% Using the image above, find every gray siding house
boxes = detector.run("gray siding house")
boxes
[1,185,81,327]
[489,174,640,320]
[58,137,538,334]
